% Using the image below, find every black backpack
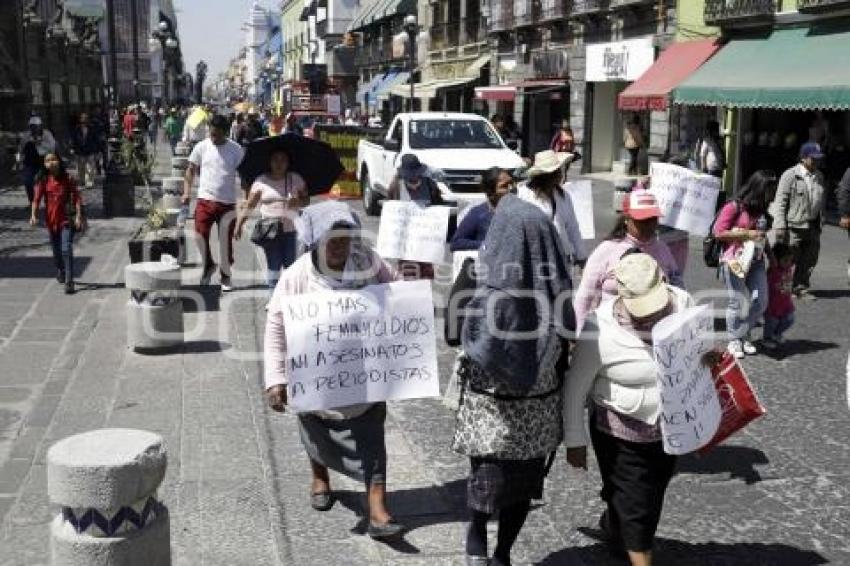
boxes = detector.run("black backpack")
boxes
[703,200,740,268]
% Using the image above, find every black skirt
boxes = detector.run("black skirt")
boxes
[590,419,677,552]
[467,456,547,515]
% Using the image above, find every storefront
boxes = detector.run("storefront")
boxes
[674,23,850,195]
[585,37,656,173]
[617,38,721,172]
[474,50,569,157]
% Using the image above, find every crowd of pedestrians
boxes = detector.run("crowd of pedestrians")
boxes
[14,101,849,565]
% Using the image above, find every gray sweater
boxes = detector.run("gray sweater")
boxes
[771,164,825,230]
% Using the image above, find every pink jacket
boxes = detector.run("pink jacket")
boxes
[573,234,684,332]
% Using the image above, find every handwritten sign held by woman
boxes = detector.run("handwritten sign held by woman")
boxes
[376,202,451,264]
[280,280,440,412]
[652,305,722,455]
[649,163,721,237]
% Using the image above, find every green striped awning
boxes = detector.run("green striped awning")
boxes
[674,23,850,111]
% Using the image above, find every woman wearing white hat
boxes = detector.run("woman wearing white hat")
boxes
[565,253,708,566]
[517,150,586,270]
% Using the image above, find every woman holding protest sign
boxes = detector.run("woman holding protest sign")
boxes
[713,170,774,359]
[263,201,404,540]
[387,154,445,279]
[573,190,684,332]
[565,253,713,566]
[452,194,575,566]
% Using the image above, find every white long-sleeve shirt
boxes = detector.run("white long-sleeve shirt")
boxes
[517,183,587,263]
[564,286,693,448]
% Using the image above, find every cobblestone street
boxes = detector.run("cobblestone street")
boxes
[1,154,849,564]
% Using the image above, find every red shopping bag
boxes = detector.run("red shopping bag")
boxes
[698,352,766,455]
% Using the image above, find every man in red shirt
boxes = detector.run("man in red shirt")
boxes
[122,106,138,139]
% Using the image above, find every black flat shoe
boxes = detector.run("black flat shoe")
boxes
[310,491,334,511]
[367,519,404,540]
[64,281,75,295]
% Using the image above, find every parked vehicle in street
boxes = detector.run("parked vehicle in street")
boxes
[356,112,526,215]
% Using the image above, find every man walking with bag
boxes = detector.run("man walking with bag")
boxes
[771,142,826,299]
[182,115,245,292]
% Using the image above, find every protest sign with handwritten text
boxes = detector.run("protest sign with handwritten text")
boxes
[280,280,440,412]
[564,181,595,240]
[652,305,721,455]
[649,163,721,237]
[376,202,451,264]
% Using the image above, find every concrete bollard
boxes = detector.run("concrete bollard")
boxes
[125,262,183,352]
[161,177,183,195]
[174,142,191,157]
[170,157,189,172]
[161,194,182,210]
[48,429,170,566]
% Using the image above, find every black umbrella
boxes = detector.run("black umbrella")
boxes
[237,134,344,195]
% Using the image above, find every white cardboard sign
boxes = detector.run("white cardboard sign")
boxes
[564,180,595,240]
[652,305,722,455]
[280,280,440,412]
[376,201,451,264]
[649,163,721,237]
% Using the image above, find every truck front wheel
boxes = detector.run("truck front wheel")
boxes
[361,169,380,216]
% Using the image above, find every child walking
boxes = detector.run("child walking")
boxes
[30,153,86,295]
[763,243,795,350]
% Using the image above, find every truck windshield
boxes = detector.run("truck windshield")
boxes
[408,120,504,150]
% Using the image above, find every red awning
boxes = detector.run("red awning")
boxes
[475,80,566,102]
[618,39,721,111]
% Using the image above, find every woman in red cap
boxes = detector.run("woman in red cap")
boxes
[573,190,683,331]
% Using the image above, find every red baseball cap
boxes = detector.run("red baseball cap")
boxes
[623,190,662,221]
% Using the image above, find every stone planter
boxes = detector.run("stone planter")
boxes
[128,228,181,264]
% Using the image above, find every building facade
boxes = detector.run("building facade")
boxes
[348,0,416,120]
[16,0,105,140]
[419,0,489,113]
[673,0,850,197]
[246,1,273,102]
[315,0,359,110]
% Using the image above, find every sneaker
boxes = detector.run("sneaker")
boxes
[728,340,745,359]
[220,275,233,292]
[200,263,216,286]
[742,340,757,355]
[64,281,75,295]
[762,338,778,351]
[774,335,786,345]
[56,270,66,284]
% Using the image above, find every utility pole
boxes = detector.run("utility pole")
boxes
[106,0,118,107]
[130,0,140,102]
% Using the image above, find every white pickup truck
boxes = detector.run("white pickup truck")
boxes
[356,112,526,215]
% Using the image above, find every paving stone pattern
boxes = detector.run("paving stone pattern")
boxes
[0,145,849,565]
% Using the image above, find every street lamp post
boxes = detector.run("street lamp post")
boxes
[404,14,417,112]
[150,20,178,106]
